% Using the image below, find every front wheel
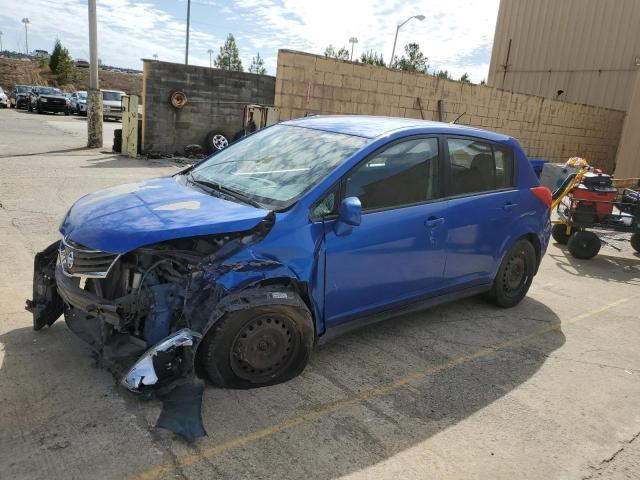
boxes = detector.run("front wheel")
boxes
[631,233,640,254]
[199,302,314,389]
[486,239,536,308]
[551,224,572,244]
[568,231,601,259]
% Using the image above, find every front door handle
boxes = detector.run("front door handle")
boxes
[425,216,445,228]
[503,202,518,212]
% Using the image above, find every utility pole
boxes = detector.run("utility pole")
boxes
[349,37,358,61]
[87,0,103,148]
[207,48,214,68]
[185,0,191,64]
[21,18,30,54]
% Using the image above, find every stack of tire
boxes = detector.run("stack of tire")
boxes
[113,129,122,153]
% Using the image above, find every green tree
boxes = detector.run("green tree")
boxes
[360,50,385,66]
[324,45,337,57]
[248,52,266,74]
[480,78,486,86]
[49,39,64,73]
[459,72,471,84]
[214,34,243,71]
[324,44,349,60]
[435,69,452,80]
[394,43,428,73]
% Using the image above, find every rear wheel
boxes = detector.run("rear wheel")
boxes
[199,302,314,389]
[487,239,536,308]
[551,224,572,244]
[567,231,601,259]
[630,233,640,253]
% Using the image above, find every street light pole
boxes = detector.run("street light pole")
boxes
[349,37,358,61]
[389,14,425,68]
[21,18,30,55]
[87,0,103,148]
[207,48,214,68]
[185,0,191,64]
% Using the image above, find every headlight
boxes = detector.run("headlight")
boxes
[40,98,48,103]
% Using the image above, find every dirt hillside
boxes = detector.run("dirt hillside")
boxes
[0,58,142,97]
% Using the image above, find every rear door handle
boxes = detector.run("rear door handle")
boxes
[503,202,518,212]
[425,216,445,228]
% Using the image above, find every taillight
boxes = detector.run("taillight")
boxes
[530,186,552,208]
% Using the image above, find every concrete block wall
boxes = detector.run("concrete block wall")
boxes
[275,50,626,172]
[142,60,275,154]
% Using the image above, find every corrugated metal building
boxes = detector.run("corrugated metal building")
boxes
[488,0,640,110]
[488,0,640,177]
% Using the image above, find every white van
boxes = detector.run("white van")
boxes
[101,89,126,121]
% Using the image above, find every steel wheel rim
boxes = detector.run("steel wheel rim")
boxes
[230,314,297,382]
[212,134,228,150]
[502,252,529,296]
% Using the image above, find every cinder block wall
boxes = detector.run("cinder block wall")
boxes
[275,50,626,172]
[142,60,275,154]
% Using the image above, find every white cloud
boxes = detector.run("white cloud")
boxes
[0,0,498,81]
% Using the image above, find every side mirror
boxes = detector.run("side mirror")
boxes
[333,196,362,236]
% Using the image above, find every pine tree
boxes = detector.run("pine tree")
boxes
[248,52,266,74]
[49,40,63,73]
[360,50,385,66]
[214,34,243,72]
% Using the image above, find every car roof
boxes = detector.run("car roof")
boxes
[282,115,511,142]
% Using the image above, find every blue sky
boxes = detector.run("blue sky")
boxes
[0,0,500,82]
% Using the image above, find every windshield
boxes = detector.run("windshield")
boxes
[16,86,28,93]
[77,92,87,99]
[38,87,62,95]
[103,91,123,101]
[189,124,367,208]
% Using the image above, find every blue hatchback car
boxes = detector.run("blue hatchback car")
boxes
[29,116,552,393]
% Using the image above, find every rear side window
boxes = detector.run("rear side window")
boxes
[345,138,440,211]
[447,138,515,195]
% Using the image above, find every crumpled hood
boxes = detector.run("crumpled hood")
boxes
[60,176,270,253]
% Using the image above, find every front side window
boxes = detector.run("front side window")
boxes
[103,91,124,101]
[190,125,367,209]
[448,138,514,195]
[345,138,440,211]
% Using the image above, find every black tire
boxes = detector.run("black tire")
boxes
[630,233,640,253]
[28,104,33,112]
[199,302,314,389]
[64,108,69,116]
[551,224,571,244]
[114,128,123,139]
[567,230,601,259]
[205,130,229,153]
[487,239,537,308]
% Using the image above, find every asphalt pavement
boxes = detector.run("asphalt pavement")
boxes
[0,108,639,480]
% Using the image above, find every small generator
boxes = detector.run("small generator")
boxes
[570,172,617,224]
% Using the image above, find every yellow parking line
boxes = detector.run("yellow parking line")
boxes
[132,296,634,480]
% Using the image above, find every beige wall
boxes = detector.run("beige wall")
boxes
[615,71,640,178]
[276,50,625,173]
[487,0,640,111]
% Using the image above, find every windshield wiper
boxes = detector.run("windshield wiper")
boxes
[186,172,263,208]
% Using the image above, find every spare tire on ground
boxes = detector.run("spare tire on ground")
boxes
[205,131,229,153]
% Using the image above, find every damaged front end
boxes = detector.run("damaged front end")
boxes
[26,213,275,439]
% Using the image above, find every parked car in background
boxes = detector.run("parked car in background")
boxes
[69,91,87,115]
[11,85,32,109]
[0,87,8,108]
[102,89,125,121]
[75,59,89,68]
[28,86,70,115]
[28,116,552,400]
